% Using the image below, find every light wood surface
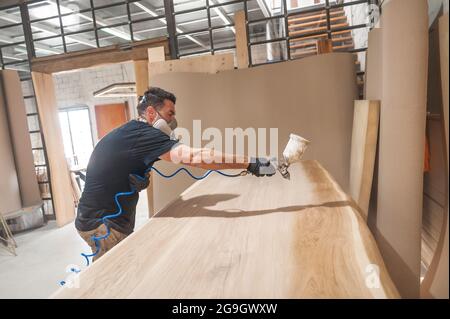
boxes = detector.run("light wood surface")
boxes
[349,100,380,221]
[31,37,168,74]
[234,10,249,69]
[32,72,75,226]
[148,53,235,79]
[52,160,399,298]
[134,59,154,218]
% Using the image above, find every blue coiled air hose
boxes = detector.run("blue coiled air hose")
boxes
[80,166,245,266]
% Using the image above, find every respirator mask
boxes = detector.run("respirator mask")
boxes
[139,94,178,140]
[152,112,178,140]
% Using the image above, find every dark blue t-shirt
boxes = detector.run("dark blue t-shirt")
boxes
[75,120,178,234]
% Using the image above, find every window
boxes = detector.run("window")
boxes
[59,107,94,170]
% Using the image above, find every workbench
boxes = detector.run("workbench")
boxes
[52,160,399,298]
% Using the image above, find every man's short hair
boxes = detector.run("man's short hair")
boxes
[137,87,176,116]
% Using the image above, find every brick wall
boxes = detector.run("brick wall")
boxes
[52,62,137,143]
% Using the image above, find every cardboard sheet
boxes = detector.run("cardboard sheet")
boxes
[150,53,358,213]
[375,0,429,298]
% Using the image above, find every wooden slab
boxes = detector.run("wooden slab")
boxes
[32,72,75,227]
[52,160,399,298]
[0,70,41,208]
[349,100,380,221]
[148,53,235,79]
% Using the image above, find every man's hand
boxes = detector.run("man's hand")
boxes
[246,157,276,177]
[129,173,150,192]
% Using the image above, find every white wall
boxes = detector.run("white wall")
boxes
[52,62,137,143]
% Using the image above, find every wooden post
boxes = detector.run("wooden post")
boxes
[32,72,76,227]
[317,39,333,54]
[235,10,249,68]
[136,46,166,218]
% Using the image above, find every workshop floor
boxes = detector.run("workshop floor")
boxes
[0,197,149,299]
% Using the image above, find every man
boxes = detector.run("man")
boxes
[76,87,276,261]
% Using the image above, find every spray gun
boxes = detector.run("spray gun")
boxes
[277,133,310,180]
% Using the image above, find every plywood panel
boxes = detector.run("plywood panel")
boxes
[51,160,399,299]
[150,53,358,214]
[0,70,41,207]
[148,53,235,79]
[375,0,428,298]
[32,72,75,227]
[349,100,380,221]
[0,76,21,216]
[235,10,249,69]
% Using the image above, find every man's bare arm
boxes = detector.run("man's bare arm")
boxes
[159,144,249,170]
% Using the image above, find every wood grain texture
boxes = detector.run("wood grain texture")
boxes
[32,72,75,226]
[349,100,380,221]
[52,160,399,299]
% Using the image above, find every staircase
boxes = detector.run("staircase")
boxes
[288,7,363,95]
[288,8,355,54]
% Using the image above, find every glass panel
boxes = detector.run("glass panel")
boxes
[249,18,285,43]
[21,79,34,97]
[132,0,165,21]
[1,46,28,67]
[246,0,267,22]
[34,37,64,57]
[0,25,25,43]
[68,109,93,169]
[173,0,206,13]
[175,10,208,33]
[33,149,46,166]
[27,114,40,131]
[24,99,37,114]
[132,20,168,40]
[210,2,243,28]
[59,108,94,170]
[59,111,74,165]
[28,1,59,21]
[177,31,210,56]
[63,11,94,33]
[43,199,54,216]
[60,0,92,12]
[250,40,287,64]
[98,25,131,46]
[64,31,97,52]
[94,4,129,25]
[30,132,43,149]
[0,7,21,26]
[212,27,235,49]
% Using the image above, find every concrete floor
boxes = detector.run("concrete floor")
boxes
[0,195,149,299]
